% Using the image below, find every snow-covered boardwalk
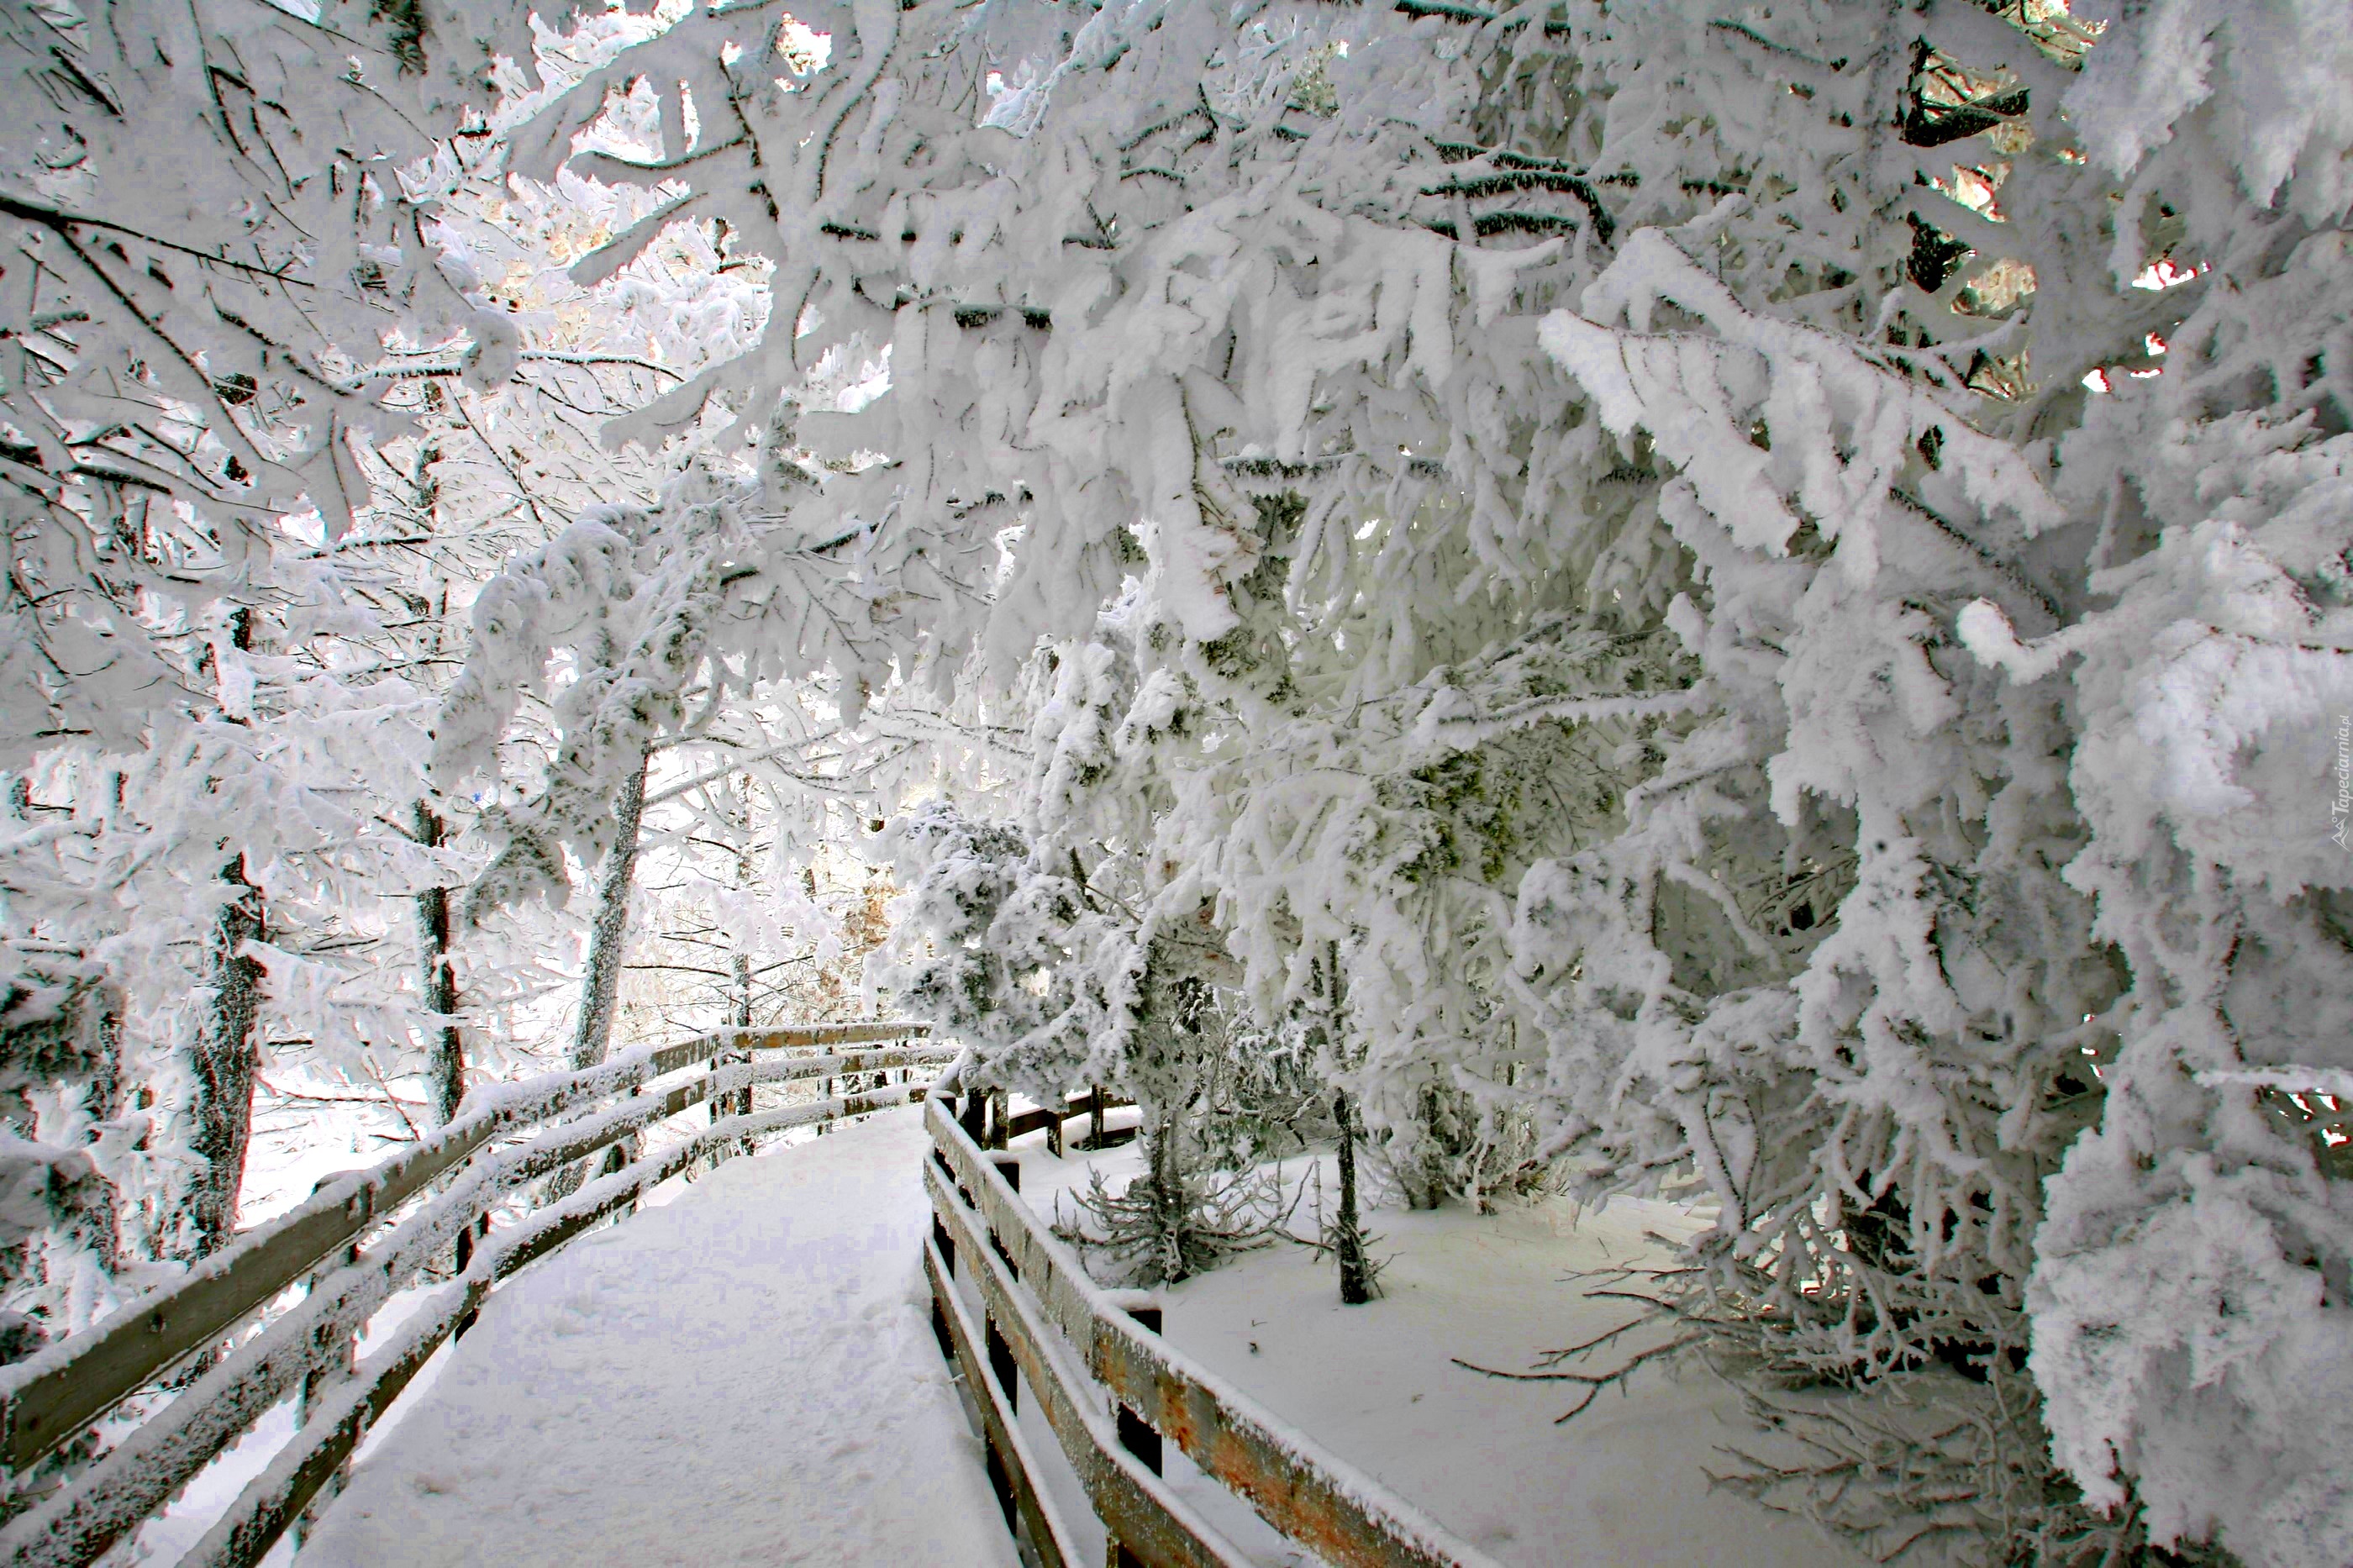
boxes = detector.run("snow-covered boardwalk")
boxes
[298,1109,1019,1568]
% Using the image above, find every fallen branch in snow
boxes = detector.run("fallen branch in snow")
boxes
[1526,1305,1665,1365]
[1450,1333,1698,1423]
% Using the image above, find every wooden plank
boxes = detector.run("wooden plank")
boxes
[924,1162,1243,1568]
[711,1020,933,1053]
[924,1238,1078,1568]
[924,1100,1497,1568]
[1000,1092,1130,1147]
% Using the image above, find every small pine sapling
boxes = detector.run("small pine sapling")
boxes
[1055,1104,1296,1290]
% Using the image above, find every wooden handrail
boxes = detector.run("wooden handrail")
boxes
[0,1021,941,1568]
[924,1158,1245,1566]
[0,1018,929,1473]
[923,1227,1092,1565]
[703,1020,937,1053]
[924,1095,1498,1568]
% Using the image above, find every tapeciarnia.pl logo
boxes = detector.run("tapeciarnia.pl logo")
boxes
[2335,713,2351,850]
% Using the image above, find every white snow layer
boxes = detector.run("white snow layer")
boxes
[1012,1139,1873,1568]
[297,1109,1019,1568]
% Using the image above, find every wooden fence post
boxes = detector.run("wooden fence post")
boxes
[710,1047,755,1160]
[1089,1085,1108,1150]
[984,1433,1019,1534]
[1108,1300,1163,1568]
[985,1313,1019,1416]
[931,1290,955,1365]
[932,1212,956,1277]
[1114,1302,1164,1476]
[291,1222,362,1550]
[989,1157,1023,1281]
[927,1213,956,1365]
[453,1212,490,1338]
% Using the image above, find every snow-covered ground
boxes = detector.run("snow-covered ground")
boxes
[295,1108,1019,1568]
[1009,1123,1870,1568]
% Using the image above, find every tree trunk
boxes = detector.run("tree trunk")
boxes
[571,747,650,1073]
[719,802,755,1124]
[725,952,754,1120]
[708,950,755,1160]
[182,855,265,1258]
[552,747,650,1198]
[412,802,465,1124]
[1142,1102,1190,1285]
[1332,1087,1372,1305]
[176,604,267,1259]
[1324,943,1374,1302]
[1399,1082,1457,1211]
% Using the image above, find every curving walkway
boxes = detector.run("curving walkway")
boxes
[297,1108,1019,1568]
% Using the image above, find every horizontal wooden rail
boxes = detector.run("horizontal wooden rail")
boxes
[996,1088,1135,1151]
[926,1158,1246,1566]
[705,1020,938,1053]
[0,1021,941,1568]
[924,1095,1498,1568]
[0,1018,929,1473]
[924,1229,1087,1566]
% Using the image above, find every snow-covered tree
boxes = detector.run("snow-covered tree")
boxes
[524,0,2353,1559]
[0,0,531,761]
[0,0,536,1294]
[0,0,741,1302]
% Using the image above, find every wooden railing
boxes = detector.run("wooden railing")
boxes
[953,1085,1138,1155]
[0,1020,947,1568]
[924,1092,1499,1568]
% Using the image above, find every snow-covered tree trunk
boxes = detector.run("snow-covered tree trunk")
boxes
[172,607,271,1260]
[176,856,265,1259]
[571,747,651,1074]
[724,795,755,1122]
[542,746,654,1201]
[1138,1099,1192,1277]
[413,802,466,1124]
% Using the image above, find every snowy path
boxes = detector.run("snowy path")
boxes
[297,1108,1020,1568]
